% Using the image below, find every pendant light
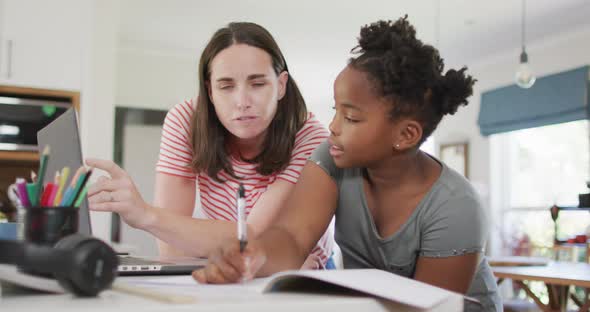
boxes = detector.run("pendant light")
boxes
[515,0,536,88]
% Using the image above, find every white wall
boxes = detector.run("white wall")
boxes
[116,48,197,111]
[79,0,120,241]
[121,124,163,256]
[434,24,590,256]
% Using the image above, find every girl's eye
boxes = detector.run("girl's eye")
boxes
[219,85,233,90]
[345,117,359,123]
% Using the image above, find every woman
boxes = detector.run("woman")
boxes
[87,22,334,269]
[192,17,502,311]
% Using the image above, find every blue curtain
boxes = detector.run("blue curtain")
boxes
[478,66,589,136]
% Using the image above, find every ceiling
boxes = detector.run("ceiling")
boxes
[118,0,590,67]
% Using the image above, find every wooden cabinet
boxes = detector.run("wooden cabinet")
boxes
[0,85,79,221]
[0,0,86,90]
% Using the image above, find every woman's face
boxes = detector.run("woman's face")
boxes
[328,66,402,168]
[208,44,288,146]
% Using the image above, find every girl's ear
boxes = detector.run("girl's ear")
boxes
[392,119,423,151]
[277,71,289,100]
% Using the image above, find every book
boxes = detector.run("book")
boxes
[126,268,464,310]
[1,265,464,310]
[262,269,462,311]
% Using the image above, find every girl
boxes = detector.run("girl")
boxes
[86,22,334,269]
[192,17,502,311]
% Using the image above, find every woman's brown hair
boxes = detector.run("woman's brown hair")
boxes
[191,22,308,181]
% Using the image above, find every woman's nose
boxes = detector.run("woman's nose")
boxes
[235,88,252,110]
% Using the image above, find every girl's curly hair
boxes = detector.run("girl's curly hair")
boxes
[350,16,476,143]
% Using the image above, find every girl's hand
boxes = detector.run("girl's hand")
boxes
[192,239,267,284]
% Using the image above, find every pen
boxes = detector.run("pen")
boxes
[237,183,247,252]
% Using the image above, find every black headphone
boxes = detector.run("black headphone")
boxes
[0,234,118,297]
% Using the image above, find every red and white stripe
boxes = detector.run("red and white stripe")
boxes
[156,100,333,268]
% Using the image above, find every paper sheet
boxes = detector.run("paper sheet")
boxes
[0,264,64,294]
[121,275,270,298]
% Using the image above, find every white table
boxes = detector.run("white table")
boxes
[492,261,590,311]
[0,274,463,312]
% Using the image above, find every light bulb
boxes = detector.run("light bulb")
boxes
[515,50,535,88]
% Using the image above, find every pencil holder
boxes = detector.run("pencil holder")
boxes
[19,207,78,277]
[23,207,78,246]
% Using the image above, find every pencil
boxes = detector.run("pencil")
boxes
[73,185,89,207]
[61,167,85,206]
[15,178,31,208]
[34,145,50,207]
[47,182,59,207]
[54,167,70,206]
[69,169,92,207]
[26,183,36,206]
[40,183,55,207]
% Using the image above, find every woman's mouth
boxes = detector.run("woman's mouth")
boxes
[235,116,258,122]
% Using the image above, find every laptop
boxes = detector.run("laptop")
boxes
[37,108,207,275]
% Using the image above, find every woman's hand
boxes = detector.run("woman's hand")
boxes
[86,158,156,230]
[192,239,267,284]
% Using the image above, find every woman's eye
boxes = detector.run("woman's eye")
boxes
[219,85,233,90]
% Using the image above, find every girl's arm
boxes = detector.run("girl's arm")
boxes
[150,171,298,258]
[414,254,480,293]
[193,161,338,283]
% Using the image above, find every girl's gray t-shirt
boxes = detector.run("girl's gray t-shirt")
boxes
[310,141,502,312]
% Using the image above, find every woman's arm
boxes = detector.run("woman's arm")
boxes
[88,157,312,258]
[152,172,195,257]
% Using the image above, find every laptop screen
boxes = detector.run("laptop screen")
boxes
[37,108,92,235]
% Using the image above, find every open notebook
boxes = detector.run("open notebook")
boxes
[0,266,463,310]
[262,269,459,310]
[1,267,465,310]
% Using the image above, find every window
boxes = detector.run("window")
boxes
[492,119,590,308]
[493,120,590,253]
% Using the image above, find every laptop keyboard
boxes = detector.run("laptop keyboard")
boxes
[118,256,168,266]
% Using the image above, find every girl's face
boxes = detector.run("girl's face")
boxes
[329,66,404,168]
[208,44,288,146]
